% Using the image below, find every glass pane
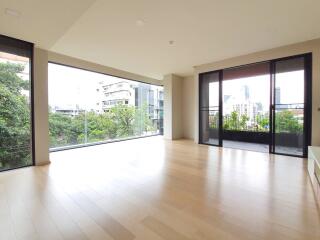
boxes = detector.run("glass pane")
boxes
[0,38,33,170]
[199,72,220,145]
[48,63,163,149]
[223,64,270,132]
[222,62,270,152]
[274,57,305,156]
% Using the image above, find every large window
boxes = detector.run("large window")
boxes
[48,63,163,149]
[199,54,312,157]
[0,35,33,171]
[273,57,307,156]
[223,62,270,133]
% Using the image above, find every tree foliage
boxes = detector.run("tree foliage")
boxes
[256,114,269,131]
[223,110,303,133]
[275,110,303,133]
[0,62,31,169]
[49,103,156,148]
[0,61,304,170]
[239,114,249,130]
[0,61,157,169]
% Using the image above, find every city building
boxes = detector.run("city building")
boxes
[99,80,164,133]
[100,80,135,112]
[51,104,85,116]
[223,84,264,128]
[135,84,164,128]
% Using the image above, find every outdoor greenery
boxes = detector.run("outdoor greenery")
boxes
[49,103,156,148]
[0,62,32,170]
[0,62,157,170]
[210,110,303,133]
[223,111,270,131]
[275,110,303,133]
[0,61,305,170]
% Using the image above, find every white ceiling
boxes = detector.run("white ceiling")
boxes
[1,0,320,79]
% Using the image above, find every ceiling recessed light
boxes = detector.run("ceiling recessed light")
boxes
[136,20,145,27]
[5,8,21,18]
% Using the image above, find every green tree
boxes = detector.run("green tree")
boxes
[228,110,239,130]
[239,114,249,130]
[109,104,135,137]
[0,62,31,169]
[49,112,83,146]
[134,103,155,135]
[49,102,157,148]
[86,111,115,142]
[223,117,230,130]
[275,110,303,133]
[256,113,269,131]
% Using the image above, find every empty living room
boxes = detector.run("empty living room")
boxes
[0,1,320,239]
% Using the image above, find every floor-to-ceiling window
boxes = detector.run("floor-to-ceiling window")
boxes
[222,62,270,152]
[272,56,309,156]
[199,54,312,157]
[199,71,221,145]
[0,35,34,171]
[48,63,163,150]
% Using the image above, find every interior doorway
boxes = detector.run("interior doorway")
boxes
[199,53,312,157]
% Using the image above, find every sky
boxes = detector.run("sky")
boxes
[48,63,163,111]
[209,71,305,111]
[48,63,134,110]
[0,54,304,112]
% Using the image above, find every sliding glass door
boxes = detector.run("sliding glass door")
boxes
[199,53,312,157]
[199,71,221,146]
[271,55,312,157]
[0,35,34,171]
[222,62,270,152]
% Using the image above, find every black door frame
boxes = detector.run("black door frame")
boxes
[199,53,312,158]
[199,70,223,147]
[270,53,312,158]
[218,71,223,146]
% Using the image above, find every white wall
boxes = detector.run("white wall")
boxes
[191,38,320,145]
[172,75,183,139]
[164,74,183,139]
[34,48,49,165]
[182,76,195,139]
[164,74,173,139]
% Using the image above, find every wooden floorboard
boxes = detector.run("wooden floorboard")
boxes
[0,136,319,240]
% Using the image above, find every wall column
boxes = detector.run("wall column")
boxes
[33,48,50,165]
[163,74,183,140]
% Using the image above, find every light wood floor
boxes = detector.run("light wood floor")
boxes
[0,136,319,240]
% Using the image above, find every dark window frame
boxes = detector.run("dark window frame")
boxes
[199,53,312,158]
[0,34,35,172]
